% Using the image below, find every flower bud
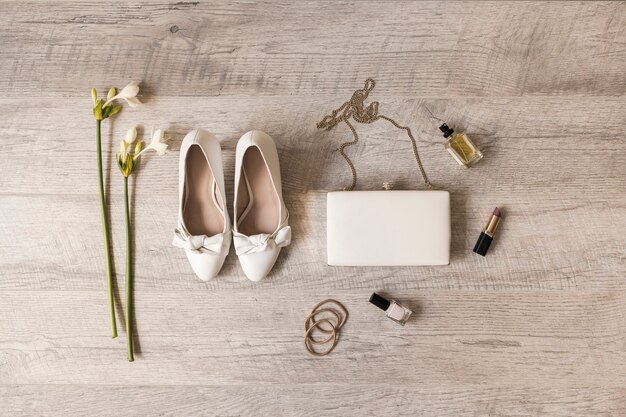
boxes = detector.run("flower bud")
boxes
[93,99,103,120]
[124,126,137,144]
[91,88,97,106]
[107,87,116,101]
[121,154,135,177]
[134,141,143,155]
[119,140,128,156]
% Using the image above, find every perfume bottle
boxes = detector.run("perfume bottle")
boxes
[440,123,483,168]
[369,293,413,325]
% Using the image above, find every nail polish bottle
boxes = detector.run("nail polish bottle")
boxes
[369,293,413,325]
[440,123,483,168]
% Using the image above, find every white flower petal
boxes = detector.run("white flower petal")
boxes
[103,82,141,107]
[151,142,168,155]
[124,96,142,107]
[134,128,168,158]
[150,129,168,155]
[119,81,140,98]
[151,128,164,143]
[124,126,138,144]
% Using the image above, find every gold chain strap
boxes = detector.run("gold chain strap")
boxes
[317,78,432,191]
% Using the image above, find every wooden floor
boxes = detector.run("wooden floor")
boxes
[2,1,626,416]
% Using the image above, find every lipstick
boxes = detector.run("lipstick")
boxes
[473,207,501,256]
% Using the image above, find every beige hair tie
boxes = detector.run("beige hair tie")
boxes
[304,299,348,356]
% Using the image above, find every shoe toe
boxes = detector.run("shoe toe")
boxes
[185,251,225,282]
[238,248,281,282]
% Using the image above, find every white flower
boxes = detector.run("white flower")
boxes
[135,128,168,158]
[124,126,137,144]
[104,81,142,108]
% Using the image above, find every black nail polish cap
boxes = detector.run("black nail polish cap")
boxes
[439,123,454,138]
[473,232,493,256]
[369,293,390,311]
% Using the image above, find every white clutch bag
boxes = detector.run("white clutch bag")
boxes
[318,78,451,267]
[327,190,450,266]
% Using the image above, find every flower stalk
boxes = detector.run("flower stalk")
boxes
[96,119,117,338]
[123,175,134,362]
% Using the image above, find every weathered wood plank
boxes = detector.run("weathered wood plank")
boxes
[1,290,625,386]
[2,385,625,417]
[0,2,625,97]
[1,96,625,196]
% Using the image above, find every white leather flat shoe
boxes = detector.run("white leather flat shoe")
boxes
[233,130,291,281]
[173,129,231,281]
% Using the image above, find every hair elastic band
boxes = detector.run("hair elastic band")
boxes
[304,299,348,356]
[304,319,337,356]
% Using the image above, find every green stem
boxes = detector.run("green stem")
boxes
[96,119,117,339]
[124,176,134,362]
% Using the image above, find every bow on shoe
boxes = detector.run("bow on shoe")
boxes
[234,225,291,256]
[172,228,225,255]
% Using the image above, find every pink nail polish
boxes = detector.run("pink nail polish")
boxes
[369,293,413,325]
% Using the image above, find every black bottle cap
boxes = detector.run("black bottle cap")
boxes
[439,123,454,138]
[369,292,391,311]
[473,232,493,256]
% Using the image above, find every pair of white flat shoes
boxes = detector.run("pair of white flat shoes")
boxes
[173,130,291,282]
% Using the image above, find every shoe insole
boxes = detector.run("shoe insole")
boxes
[183,145,224,236]
[237,147,280,235]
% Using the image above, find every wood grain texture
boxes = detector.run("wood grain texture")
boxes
[1,1,626,416]
[1,1,625,97]
[3,290,626,385]
[2,385,626,417]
